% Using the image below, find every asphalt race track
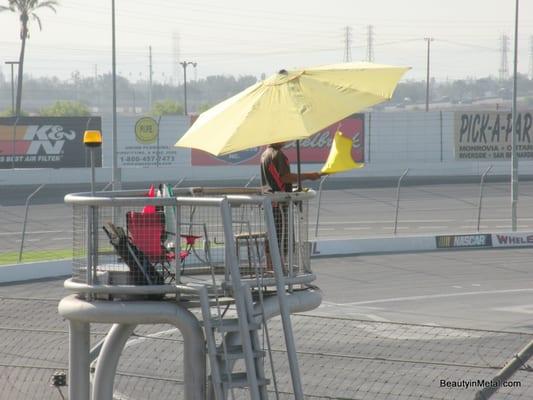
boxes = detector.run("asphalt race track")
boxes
[2,249,533,399]
[3,181,533,254]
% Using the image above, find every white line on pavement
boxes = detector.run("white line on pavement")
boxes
[339,288,533,306]
[125,328,178,348]
[0,229,67,236]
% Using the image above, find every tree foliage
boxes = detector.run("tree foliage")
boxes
[197,103,212,113]
[151,99,184,116]
[0,108,28,116]
[39,100,90,116]
[0,0,58,115]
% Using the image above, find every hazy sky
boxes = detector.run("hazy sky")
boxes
[1,0,532,83]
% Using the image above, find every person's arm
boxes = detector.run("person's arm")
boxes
[280,171,321,183]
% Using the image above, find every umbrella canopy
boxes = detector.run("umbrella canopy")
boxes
[175,62,409,156]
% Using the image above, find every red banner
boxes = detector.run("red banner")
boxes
[190,113,364,166]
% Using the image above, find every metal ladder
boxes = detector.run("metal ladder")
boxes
[199,198,303,400]
[199,284,270,400]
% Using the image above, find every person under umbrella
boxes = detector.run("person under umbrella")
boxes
[260,141,321,260]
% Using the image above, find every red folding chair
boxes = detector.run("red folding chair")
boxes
[126,211,175,281]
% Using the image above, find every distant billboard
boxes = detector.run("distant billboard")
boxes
[117,116,180,168]
[454,111,533,160]
[0,117,102,169]
[190,113,365,166]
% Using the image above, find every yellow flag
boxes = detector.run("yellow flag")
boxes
[320,131,364,174]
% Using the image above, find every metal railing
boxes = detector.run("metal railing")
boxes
[63,187,316,295]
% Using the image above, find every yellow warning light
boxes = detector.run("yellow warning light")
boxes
[83,130,102,147]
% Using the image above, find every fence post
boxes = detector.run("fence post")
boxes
[314,175,329,237]
[18,184,46,262]
[173,177,185,189]
[244,175,257,188]
[474,339,533,400]
[477,165,493,232]
[367,112,372,163]
[439,111,443,162]
[101,181,113,191]
[393,169,409,235]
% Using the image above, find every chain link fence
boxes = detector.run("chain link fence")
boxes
[3,179,533,265]
[1,294,532,399]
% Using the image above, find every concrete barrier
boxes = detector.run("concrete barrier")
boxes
[3,231,533,284]
[0,259,70,284]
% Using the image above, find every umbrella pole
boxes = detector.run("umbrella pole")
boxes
[296,140,302,191]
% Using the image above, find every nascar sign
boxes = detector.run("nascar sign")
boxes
[436,234,492,249]
[0,117,101,169]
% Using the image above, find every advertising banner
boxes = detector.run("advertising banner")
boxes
[454,111,533,160]
[492,232,533,248]
[436,234,492,249]
[0,117,102,169]
[191,113,365,166]
[117,116,179,168]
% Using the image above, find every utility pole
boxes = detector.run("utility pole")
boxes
[4,61,19,114]
[511,0,520,231]
[111,0,120,191]
[180,61,197,115]
[424,37,434,112]
[343,26,352,62]
[499,34,510,81]
[149,46,153,112]
[366,25,374,62]
[529,35,533,80]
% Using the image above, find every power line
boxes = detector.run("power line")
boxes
[424,37,434,112]
[530,35,533,80]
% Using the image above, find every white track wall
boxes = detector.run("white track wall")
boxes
[1,111,531,185]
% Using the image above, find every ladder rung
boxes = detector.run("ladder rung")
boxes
[211,318,261,333]
[217,345,265,361]
[220,372,269,389]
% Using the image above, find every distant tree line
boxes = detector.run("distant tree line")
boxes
[0,71,532,116]
[0,72,257,116]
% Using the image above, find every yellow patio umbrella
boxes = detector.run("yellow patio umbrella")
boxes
[176,62,409,156]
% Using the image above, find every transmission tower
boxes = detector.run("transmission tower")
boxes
[366,25,374,62]
[499,34,509,81]
[343,26,352,62]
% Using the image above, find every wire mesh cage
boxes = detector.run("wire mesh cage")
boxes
[66,187,315,294]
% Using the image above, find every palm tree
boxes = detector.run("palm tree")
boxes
[0,0,58,116]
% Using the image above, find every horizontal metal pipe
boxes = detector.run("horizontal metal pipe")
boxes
[64,278,178,295]
[64,189,315,207]
[64,193,227,207]
[222,273,317,289]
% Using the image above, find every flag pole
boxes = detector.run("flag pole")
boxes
[296,140,302,191]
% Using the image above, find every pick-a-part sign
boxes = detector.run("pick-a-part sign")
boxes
[0,117,102,169]
[454,111,533,160]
